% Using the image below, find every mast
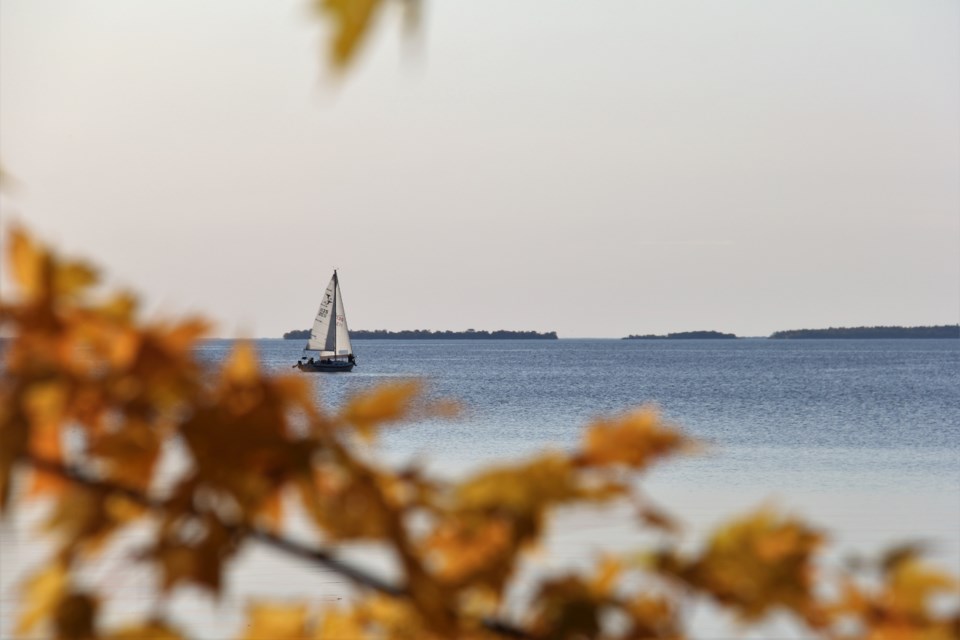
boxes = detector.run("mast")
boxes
[323,270,338,356]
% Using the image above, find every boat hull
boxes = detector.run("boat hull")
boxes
[296,360,355,373]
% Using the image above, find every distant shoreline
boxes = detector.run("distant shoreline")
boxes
[623,330,737,340]
[768,325,959,339]
[282,329,558,340]
[279,325,958,340]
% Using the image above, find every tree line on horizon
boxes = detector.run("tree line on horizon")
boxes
[769,325,959,339]
[283,328,559,340]
[283,325,958,340]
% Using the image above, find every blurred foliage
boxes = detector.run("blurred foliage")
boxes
[1,2,958,638]
[312,0,420,71]
[1,227,958,638]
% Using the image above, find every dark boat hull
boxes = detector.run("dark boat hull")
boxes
[296,360,355,373]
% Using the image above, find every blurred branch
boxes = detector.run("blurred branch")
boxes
[23,453,530,638]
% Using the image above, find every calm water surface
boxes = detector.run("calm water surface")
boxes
[199,338,959,490]
[3,338,958,638]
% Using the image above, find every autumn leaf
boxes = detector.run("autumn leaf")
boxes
[223,340,260,386]
[579,407,693,471]
[298,468,396,540]
[425,517,513,587]
[241,602,311,639]
[654,506,824,623]
[8,225,47,302]
[54,260,99,300]
[314,0,386,69]
[25,380,70,497]
[16,559,69,635]
[314,607,365,640]
[105,621,186,640]
[339,381,422,439]
[259,487,286,532]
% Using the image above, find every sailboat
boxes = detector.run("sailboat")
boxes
[295,270,356,372]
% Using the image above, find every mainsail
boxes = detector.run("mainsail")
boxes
[306,271,353,356]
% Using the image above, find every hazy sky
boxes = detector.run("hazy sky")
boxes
[1,0,957,337]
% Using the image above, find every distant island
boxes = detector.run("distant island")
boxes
[622,330,738,340]
[769,325,959,339]
[283,329,558,340]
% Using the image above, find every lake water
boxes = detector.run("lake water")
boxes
[3,338,958,637]
[206,338,959,492]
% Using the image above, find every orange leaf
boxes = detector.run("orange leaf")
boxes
[259,488,285,532]
[241,601,310,640]
[25,382,69,497]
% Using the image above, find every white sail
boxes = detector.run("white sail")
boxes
[305,271,352,356]
[334,277,353,355]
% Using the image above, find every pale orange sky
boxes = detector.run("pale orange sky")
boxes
[1,0,958,337]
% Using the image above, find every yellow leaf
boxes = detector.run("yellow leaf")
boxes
[590,556,622,597]
[580,407,692,470]
[426,517,512,586]
[98,291,138,324]
[105,621,185,640]
[223,340,260,385]
[16,559,68,634]
[8,225,46,300]
[241,602,310,640]
[340,381,422,439]
[316,0,385,69]
[655,506,824,622]
[314,608,365,640]
[55,260,99,299]
[456,454,578,517]
[886,557,959,619]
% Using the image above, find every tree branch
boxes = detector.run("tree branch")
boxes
[22,453,530,638]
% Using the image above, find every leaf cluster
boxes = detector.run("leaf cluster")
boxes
[1,226,957,639]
